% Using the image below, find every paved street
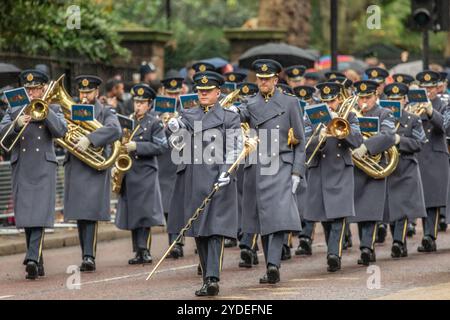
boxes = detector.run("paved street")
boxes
[1,223,450,300]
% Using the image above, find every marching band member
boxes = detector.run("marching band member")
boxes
[383,83,427,258]
[351,80,396,266]
[167,71,241,296]
[159,72,185,258]
[235,82,260,269]
[115,84,168,264]
[304,82,362,272]
[0,70,67,280]
[64,75,122,272]
[293,85,316,256]
[285,65,306,89]
[235,59,306,283]
[415,70,450,253]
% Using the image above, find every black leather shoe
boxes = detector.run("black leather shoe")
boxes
[80,256,96,272]
[439,216,447,232]
[391,242,408,258]
[358,248,374,266]
[224,238,237,248]
[197,264,202,276]
[406,223,416,237]
[252,250,259,265]
[266,264,280,284]
[327,254,341,272]
[38,264,45,277]
[195,278,219,296]
[169,244,184,259]
[128,252,143,265]
[417,236,437,252]
[281,245,291,261]
[375,224,387,244]
[239,248,254,268]
[259,274,268,284]
[25,261,39,280]
[295,237,312,256]
[141,250,153,264]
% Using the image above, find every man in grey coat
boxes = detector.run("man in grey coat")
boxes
[234,59,306,284]
[382,83,427,258]
[304,82,363,272]
[115,84,168,264]
[167,71,241,296]
[64,75,122,272]
[350,80,396,266]
[415,70,450,252]
[0,69,67,279]
[159,73,185,259]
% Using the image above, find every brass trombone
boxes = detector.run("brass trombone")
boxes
[0,91,50,152]
[305,95,358,166]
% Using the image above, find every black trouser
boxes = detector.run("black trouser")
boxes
[131,227,151,252]
[261,231,285,268]
[299,220,315,240]
[165,212,183,246]
[422,207,441,240]
[389,218,408,245]
[77,220,98,259]
[195,236,224,282]
[321,218,346,257]
[24,227,45,265]
[357,221,378,251]
[239,233,258,251]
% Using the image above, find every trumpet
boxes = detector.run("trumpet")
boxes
[404,101,429,116]
[305,95,358,166]
[0,92,49,152]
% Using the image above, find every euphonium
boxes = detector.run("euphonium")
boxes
[112,122,141,194]
[50,75,121,170]
[0,88,50,152]
[351,103,399,179]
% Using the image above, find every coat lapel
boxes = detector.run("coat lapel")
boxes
[194,102,224,133]
[249,90,285,126]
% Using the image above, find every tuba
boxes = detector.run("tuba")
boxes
[50,75,121,170]
[351,103,399,179]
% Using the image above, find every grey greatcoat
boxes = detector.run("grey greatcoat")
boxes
[384,110,427,222]
[0,104,67,228]
[304,112,363,222]
[351,106,396,223]
[417,97,450,208]
[64,100,122,222]
[157,101,182,213]
[238,90,306,236]
[167,103,241,239]
[115,112,168,230]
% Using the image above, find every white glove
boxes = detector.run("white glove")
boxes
[319,127,329,141]
[228,105,239,114]
[16,115,31,128]
[74,136,91,152]
[424,102,433,116]
[394,134,401,145]
[217,172,231,187]
[291,175,300,194]
[168,118,180,133]
[125,141,137,153]
[352,143,368,159]
[330,111,339,119]
[111,166,117,177]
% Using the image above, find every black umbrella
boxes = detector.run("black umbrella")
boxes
[0,63,21,88]
[238,43,317,69]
